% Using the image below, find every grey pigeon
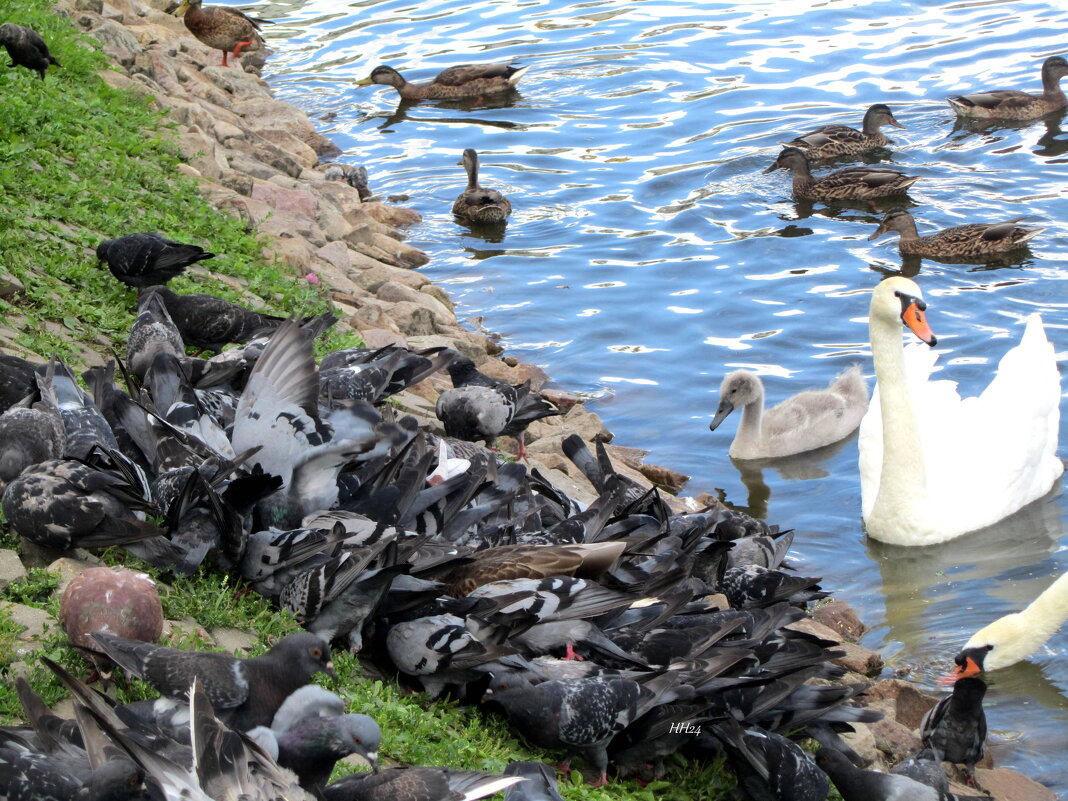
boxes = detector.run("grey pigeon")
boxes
[503,761,564,801]
[0,23,59,79]
[95,233,214,288]
[712,719,829,801]
[920,677,987,786]
[127,291,185,380]
[142,285,291,355]
[484,672,684,786]
[88,631,337,732]
[817,747,988,801]
[890,749,950,795]
[435,357,560,459]
[36,360,118,460]
[319,345,455,407]
[271,713,380,790]
[323,767,522,801]
[1,450,162,550]
[721,564,827,609]
[0,406,65,486]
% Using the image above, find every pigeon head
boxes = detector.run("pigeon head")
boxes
[334,713,381,770]
[79,758,145,801]
[271,633,337,681]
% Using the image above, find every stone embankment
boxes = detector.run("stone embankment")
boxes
[0,1,1056,798]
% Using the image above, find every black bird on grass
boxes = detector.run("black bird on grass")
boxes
[95,233,214,288]
[141,285,292,355]
[0,23,59,80]
[88,631,337,732]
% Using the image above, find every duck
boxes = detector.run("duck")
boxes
[948,55,1068,120]
[783,104,904,159]
[868,207,1044,260]
[941,572,1068,682]
[763,147,919,201]
[708,366,868,459]
[452,149,513,224]
[174,0,268,68]
[858,277,1063,546]
[354,63,528,101]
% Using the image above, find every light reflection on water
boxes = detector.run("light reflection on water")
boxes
[245,0,1068,789]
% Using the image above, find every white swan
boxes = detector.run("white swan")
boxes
[941,572,1068,681]
[859,277,1063,546]
[709,367,868,459]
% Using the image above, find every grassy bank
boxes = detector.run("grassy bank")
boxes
[0,3,757,799]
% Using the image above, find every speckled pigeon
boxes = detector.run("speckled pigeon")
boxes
[712,719,829,801]
[126,291,185,381]
[36,360,118,460]
[0,354,37,414]
[88,631,337,732]
[0,23,60,80]
[0,406,65,487]
[323,766,522,801]
[95,233,214,288]
[503,761,564,801]
[0,742,143,801]
[319,345,455,407]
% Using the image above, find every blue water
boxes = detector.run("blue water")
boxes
[247,0,1068,791]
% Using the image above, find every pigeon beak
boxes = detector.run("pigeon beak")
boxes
[324,660,338,681]
[366,752,378,772]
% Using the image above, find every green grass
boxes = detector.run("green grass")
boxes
[0,2,754,798]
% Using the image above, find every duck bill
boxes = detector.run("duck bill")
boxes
[709,400,734,431]
[887,116,905,129]
[354,77,373,87]
[174,0,190,15]
[938,654,982,686]
[868,225,888,242]
[902,301,937,346]
[762,162,780,174]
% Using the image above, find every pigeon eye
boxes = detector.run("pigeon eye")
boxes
[311,647,322,658]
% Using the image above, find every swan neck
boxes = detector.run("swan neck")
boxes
[871,311,926,509]
[734,395,765,450]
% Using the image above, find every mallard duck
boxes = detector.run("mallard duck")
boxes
[763,147,918,201]
[174,0,268,68]
[354,63,528,100]
[868,207,1044,260]
[709,366,868,459]
[0,23,59,80]
[859,277,1063,546]
[783,104,904,159]
[948,55,1068,120]
[452,149,512,224]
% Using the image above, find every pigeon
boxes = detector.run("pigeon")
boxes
[59,566,163,677]
[0,23,59,80]
[503,761,565,801]
[484,672,684,786]
[920,677,988,786]
[95,233,214,288]
[269,713,381,790]
[720,564,827,609]
[435,357,560,459]
[127,291,186,380]
[0,405,65,486]
[0,354,37,413]
[890,748,950,796]
[141,285,292,355]
[319,345,455,407]
[323,767,522,801]
[1,450,163,550]
[0,743,144,801]
[711,719,829,801]
[322,163,372,200]
[36,360,118,460]
[88,631,337,731]
[817,747,988,801]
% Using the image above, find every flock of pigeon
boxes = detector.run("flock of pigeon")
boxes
[0,224,997,800]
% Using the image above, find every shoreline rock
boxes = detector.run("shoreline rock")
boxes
[1,2,1055,798]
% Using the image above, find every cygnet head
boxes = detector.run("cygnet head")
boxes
[870,277,938,347]
[709,369,764,432]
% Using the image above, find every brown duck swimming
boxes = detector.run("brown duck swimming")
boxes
[452,149,513,224]
[438,542,627,597]
[948,55,1068,120]
[763,146,919,201]
[868,207,1044,260]
[783,103,904,159]
[355,63,528,100]
[174,0,268,68]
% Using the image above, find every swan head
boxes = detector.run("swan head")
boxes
[709,369,764,431]
[871,277,938,346]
